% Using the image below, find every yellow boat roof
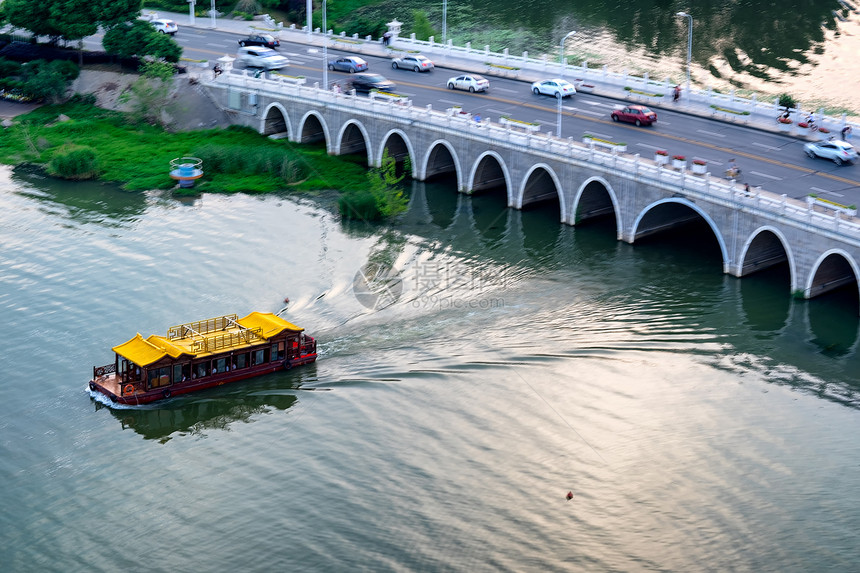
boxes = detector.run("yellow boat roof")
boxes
[112,312,304,366]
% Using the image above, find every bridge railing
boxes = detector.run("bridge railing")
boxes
[210,73,860,242]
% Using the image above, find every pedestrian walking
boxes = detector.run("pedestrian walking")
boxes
[842,125,852,141]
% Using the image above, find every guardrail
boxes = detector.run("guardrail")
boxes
[211,72,860,244]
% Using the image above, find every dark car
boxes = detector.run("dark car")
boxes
[349,73,396,93]
[610,105,657,126]
[238,34,280,48]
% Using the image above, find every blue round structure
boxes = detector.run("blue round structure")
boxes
[169,157,204,188]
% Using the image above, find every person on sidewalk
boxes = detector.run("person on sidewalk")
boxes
[842,125,852,141]
[673,85,681,102]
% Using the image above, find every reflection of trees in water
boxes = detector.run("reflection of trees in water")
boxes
[808,286,860,358]
[97,371,312,442]
[12,164,148,226]
[469,0,841,77]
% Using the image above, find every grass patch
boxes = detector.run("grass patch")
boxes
[0,100,370,198]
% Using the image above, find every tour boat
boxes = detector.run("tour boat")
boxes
[89,312,317,405]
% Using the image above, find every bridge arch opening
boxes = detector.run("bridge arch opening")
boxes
[737,227,794,292]
[423,141,461,189]
[260,103,291,138]
[298,112,329,150]
[469,152,510,201]
[632,199,727,271]
[380,130,415,179]
[337,121,371,165]
[806,250,860,303]
[518,164,563,222]
[570,177,620,233]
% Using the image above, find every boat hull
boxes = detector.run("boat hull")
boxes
[89,354,317,405]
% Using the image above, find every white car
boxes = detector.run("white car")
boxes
[151,19,178,35]
[803,140,858,166]
[531,78,576,99]
[446,74,489,93]
[391,55,434,72]
[236,47,290,70]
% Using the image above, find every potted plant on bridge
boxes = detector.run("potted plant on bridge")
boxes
[777,116,793,133]
[672,154,686,170]
[654,149,669,165]
[817,127,831,140]
[797,121,810,137]
[691,158,707,174]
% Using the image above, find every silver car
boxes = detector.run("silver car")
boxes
[391,55,434,72]
[236,47,290,70]
[803,140,858,166]
[446,74,490,93]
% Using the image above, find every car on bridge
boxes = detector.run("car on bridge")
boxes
[391,55,434,72]
[151,19,178,35]
[610,105,657,127]
[803,140,858,166]
[531,78,576,99]
[328,56,368,73]
[447,74,490,93]
[238,34,279,49]
[235,47,290,70]
[349,73,396,93]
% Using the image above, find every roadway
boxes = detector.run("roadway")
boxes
[80,23,860,206]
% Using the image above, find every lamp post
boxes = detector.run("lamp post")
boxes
[322,0,328,89]
[442,0,447,45]
[559,30,576,79]
[676,12,692,93]
[557,31,575,138]
[210,0,216,28]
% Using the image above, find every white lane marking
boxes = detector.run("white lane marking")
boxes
[487,109,509,115]
[696,129,725,138]
[584,100,612,107]
[750,171,783,180]
[494,87,519,94]
[636,143,666,152]
[811,186,844,197]
[439,99,462,105]
[206,43,231,48]
[752,142,781,151]
[570,108,604,117]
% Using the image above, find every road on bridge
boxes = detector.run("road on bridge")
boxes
[80,27,860,208]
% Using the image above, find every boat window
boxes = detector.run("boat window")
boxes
[195,362,209,378]
[149,366,171,388]
[174,363,191,382]
[214,358,228,373]
[234,353,249,370]
[252,349,266,365]
[271,343,285,361]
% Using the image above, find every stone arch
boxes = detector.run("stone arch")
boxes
[736,226,797,291]
[568,175,621,234]
[336,119,372,165]
[422,139,463,190]
[468,151,511,203]
[297,111,331,151]
[516,163,566,221]
[631,198,730,272]
[805,249,860,300]
[259,102,292,139]
[378,129,417,178]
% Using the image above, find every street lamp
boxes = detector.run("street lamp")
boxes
[442,0,447,45]
[557,31,576,138]
[322,0,328,89]
[676,12,692,93]
[210,0,216,28]
[559,30,576,79]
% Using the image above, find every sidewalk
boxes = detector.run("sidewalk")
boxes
[150,10,851,139]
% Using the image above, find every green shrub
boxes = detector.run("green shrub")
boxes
[48,144,99,180]
[338,189,382,221]
[0,57,22,77]
[778,93,797,109]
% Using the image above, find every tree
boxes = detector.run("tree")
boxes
[1,0,141,43]
[120,60,176,125]
[411,10,437,42]
[103,21,182,63]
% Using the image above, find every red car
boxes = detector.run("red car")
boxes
[611,105,657,126]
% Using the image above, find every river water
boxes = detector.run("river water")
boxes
[2,163,860,571]
[470,0,860,118]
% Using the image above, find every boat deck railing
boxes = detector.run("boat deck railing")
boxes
[167,314,240,340]
[190,326,265,354]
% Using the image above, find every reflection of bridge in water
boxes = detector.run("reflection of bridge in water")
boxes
[206,74,860,307]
